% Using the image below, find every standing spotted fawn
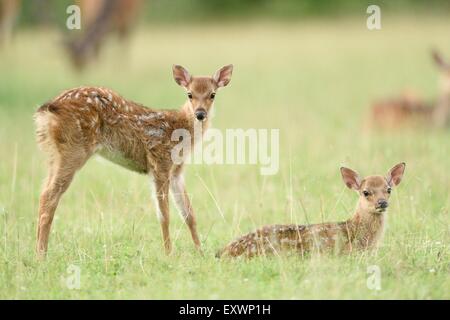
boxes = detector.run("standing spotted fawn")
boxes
[217,163,405,259]
[34,64,233,258]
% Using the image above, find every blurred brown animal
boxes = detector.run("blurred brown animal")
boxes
[370,50,450,129]
[0,0,20,45]
[217,163,405,259]
[34,64,233,258]
[67,0,142,70]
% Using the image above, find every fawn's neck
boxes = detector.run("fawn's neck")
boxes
[347,202,387,248]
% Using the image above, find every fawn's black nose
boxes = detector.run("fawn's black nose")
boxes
[377,199,389,209]
[195,109,207,121]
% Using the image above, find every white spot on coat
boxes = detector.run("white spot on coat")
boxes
[146,127,165,137]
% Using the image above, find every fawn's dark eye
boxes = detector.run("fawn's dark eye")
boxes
[210,92,216,99]
[188,93,193,99]
[387,187,392,194]
[363,190,370,197]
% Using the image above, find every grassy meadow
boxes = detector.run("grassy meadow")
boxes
[0,16,449,299]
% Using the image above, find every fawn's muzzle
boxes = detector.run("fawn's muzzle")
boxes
[376,199,389,210]
[195,109,207,121]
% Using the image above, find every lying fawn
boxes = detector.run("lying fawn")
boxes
[217,163,405,259]
[370,50,450,129]
[34,64,233,257]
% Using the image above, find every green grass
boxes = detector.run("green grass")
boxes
[0,16,449,299]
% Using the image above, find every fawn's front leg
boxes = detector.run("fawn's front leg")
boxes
[151,171,172,254]
[170,165,201,251]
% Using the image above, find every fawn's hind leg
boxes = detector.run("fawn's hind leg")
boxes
[36,151,89,258]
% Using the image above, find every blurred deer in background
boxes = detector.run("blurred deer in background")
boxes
[0,0,20,46]
[370,50,450,129]
[1,0,142,67]
[66,0,143,70]
[431,50,450,127]
[34,64,233,258]
[218,163,405,259]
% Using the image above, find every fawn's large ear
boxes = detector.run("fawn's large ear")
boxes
[173,65,191,87]
[340,167,361,190]
[432,50,450,71]
[213,64,233,88]
[386,162,406,187]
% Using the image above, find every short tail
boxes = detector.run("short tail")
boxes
[215,247,226,259]
[34,102,59,153]
[216,249,223,259]
[36,102,59,114]
[215,236,251,259]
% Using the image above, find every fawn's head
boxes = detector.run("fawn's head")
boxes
[432,50,450,95]
[340,163,406,215]
[173,65,233,121]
